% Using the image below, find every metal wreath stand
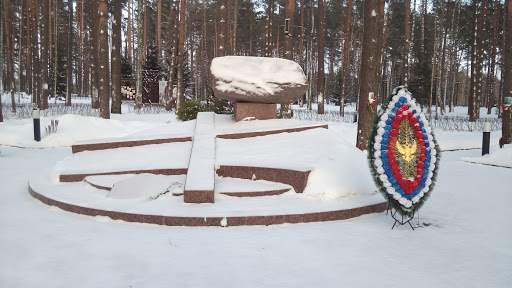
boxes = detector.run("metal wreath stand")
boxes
[386,204,420,230]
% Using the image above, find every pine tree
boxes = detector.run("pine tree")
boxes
[0,0,3,122]
[111,0,122,114]
[90,0,100,109]
[502,0,512,144]
[356,0,384,150]
[340,0,353,116]
[166,2,178,111]
[135,0,144,109]
[66,0,73,106]
[98,0,110,119]
[317,0,326,115]
[3,0,16,112]
[177,0,186,109]
[279,0,295,119]
[121,50,133,78]
[40,0,50,110]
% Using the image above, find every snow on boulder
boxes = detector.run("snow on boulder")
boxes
[210,56,308,104]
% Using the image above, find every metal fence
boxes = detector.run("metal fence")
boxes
[292,108,502,132]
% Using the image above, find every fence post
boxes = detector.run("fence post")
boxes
[482,122,491,156]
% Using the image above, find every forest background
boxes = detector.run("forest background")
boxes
[1,0,511,146]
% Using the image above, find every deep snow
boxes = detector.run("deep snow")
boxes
[1,101,511,287]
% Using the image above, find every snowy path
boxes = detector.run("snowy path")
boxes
[1,145,511,287]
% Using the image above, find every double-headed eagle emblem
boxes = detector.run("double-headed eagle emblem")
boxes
[396,139,417,162]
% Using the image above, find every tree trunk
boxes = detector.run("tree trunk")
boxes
[468,1,479,121]
[317,0,325,114]
[356,0,384,150]
[404,0,410,86]
[40,0,49,110]
[98,0,110,119]
[143,0,147,62]
[502,0,512,144]
[421,0,426,55]
[299,0,304,67]
[0,0,3,122]
[90,0,100,108]
[3,0,16,112]
[265,0,273,57]
[340,0,352,116]
[218,0,227,57]
[306,7,314,111]
[280,0,295,119]
[18,0,24,104]
[66,0,73,106]
[127,0,132,62]
[487,0,499,115]
[477,0,487,118]
[111,0,122,114]
[233,0,238,55]
[176,0,186,109]
[0,0,3,96]
[157,0,162,63]
[31,0,40,105]
[439,0,448,115]
[26,0,32,98]
[77,0,83,98]
[202,0,207,97]
[409,0,416,81]
[448,0,461,113]
[53,0,58,104]
[276,5,280,58]
[166,4,178,111]
[83,30,89,96]
[249,14,253,55]
[135,0,144,109]
[227,0,232,54]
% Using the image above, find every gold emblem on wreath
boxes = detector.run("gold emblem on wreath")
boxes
[394,120,418,179]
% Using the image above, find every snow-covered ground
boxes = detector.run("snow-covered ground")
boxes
[1,100,511,287]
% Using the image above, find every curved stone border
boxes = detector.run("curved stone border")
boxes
[83,177,291,197]
[216,166,310,193]
[29,185,387,227]
[72,137,192,154]
[83,178,112,191]
[220,188,290,197]
[60,168,188,182]
[217,124,328,140]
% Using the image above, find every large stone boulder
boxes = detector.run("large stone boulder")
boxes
[210,56,308,104]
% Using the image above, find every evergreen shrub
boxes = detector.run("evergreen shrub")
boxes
[176,98,232,121]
